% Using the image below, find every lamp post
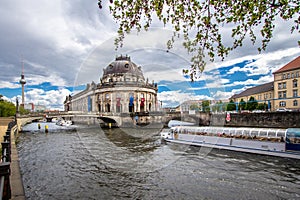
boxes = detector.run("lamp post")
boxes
[158,100,163,111]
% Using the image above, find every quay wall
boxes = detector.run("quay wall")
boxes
[210,112,300,128]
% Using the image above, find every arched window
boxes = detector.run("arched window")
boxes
[116,98,121,113]
[293,79,298,88]
[279,101,286,107]
[293,100,298,106]
[106,103,110,112]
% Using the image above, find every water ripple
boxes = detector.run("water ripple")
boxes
[17,123,300,199]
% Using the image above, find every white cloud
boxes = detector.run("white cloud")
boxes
[215,47,300,76]
[0,81,20,89]
[25,88,71,110]
[225,75,273,88]
[213,91,234,100]
[158,90,212,106]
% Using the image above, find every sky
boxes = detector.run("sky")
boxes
[0,0,299,110]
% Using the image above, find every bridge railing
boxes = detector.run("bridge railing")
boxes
[0,120,17,200]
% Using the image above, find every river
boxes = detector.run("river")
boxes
[17,122,300,199]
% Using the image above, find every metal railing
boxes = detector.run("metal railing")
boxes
[0,120,17,200]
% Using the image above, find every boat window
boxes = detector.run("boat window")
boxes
[243,129,250,136]
[267,130,276,137]
[251,130,259,136]
[276,130,285,137]
[229,129,235,135]
[223,129,230,134]
[259,130,267,137]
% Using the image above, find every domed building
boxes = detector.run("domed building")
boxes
[66,55,159,120]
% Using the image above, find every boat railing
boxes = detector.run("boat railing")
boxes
[174,126,286,142]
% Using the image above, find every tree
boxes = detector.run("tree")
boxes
[190,103,199,111]
[226,99,236,111]
[239,99,246,111]
[202,100,210,112]
[0,100,16,117]
[257,103,268,110]
[98,0,299,80]
[246,96,258,111]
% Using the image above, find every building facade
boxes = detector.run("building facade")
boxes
[66,55,158,114]
[230,56,300,111]
[230,82,274,110]
[273,56,300,110]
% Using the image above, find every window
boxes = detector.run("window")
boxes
[283,91,287,98]
[278,83,282,89]
[291,73,294,78]
[283,82,286,89]
[293,79,298,88]
[278,91,287,99]
[296,72,299,78]
[279,101,286,107]
[264,94,267,99]
[294,100,298,106]
[269,93,272,99]
[287,73,290,79]
[293,90,298,97]
[283,74,286,79]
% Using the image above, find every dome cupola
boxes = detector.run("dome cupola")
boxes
[102,55,145,83]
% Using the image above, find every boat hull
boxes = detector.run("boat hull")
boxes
[163,134,300,159]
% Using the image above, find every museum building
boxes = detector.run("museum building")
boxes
[64,55,159,114]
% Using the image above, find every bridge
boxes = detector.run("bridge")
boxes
[22,110,300,129]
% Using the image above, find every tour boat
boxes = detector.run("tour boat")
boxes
[160,126,300,159]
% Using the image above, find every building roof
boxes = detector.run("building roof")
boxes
[230,82,274,99]
[102,55,144,79]
[273,56,300,74]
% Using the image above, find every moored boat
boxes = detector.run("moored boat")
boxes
[161,126,300,159]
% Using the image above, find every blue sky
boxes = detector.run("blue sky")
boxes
[0,0,299,110]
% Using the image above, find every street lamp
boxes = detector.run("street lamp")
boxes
[158,100,163,111]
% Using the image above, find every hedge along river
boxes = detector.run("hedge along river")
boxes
[17,122,300,200]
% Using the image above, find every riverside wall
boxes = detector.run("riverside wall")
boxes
[210,112,300,128]
[69,112,300,129]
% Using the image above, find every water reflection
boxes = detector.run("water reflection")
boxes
[103,128,161,152]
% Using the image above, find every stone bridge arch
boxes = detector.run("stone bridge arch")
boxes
[98,116,122,127]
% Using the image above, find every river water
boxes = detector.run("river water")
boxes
[17,122,300,200]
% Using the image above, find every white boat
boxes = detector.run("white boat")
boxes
[161,126,300,159]
[56,119,73,126]
[168,120,195,127]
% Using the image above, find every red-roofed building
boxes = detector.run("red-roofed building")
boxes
[273,56,300,110]
[230,56,300,111]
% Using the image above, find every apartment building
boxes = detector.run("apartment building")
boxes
[273,56,300,111]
